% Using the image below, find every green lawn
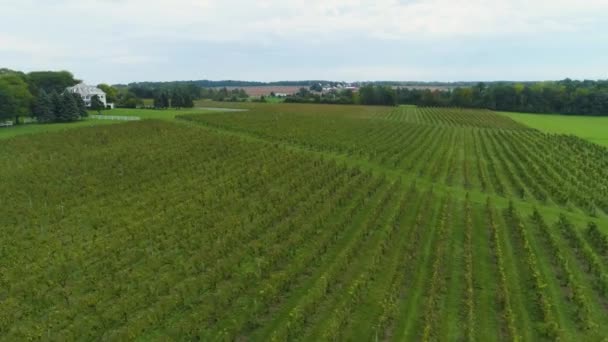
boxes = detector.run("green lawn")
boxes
[0,108,222,140]
[98,108,213,121]
[0,119,119,140]
[500,111,608,146]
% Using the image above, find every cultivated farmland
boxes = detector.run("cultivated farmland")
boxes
[2,104,608,340]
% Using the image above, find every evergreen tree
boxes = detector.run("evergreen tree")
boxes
[153,93,162,109]
[61,92,79,121]
[33,89,54,123]
[50,91,64,122]
[72,93,88,118]
[171,91,183,108]
[183,94,194,108]
[160,92,170,108]
[90,95,105,114]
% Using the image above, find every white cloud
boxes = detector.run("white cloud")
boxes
[3,0,606,43]
[0,0,606,82]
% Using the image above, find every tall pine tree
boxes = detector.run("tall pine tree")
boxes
[33,89,54,123]
[171,91,183,108]
[50,91,64,122]
[72,93,88,118]
[90,95,104,114]
[160,92,170,109]
[153,93,162,109]
[61,92,79,122]
[183,94,194,108]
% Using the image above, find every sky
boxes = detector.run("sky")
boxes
[1,0,607,84]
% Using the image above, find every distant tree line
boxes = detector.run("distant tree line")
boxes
[200,87,248,102]
[396,80,608,115]
[152,89,195,109]
[120,82,249,105]
[285,88,356,104]
[284,85,397,106]
[118,80,485,88]
[119,80,337,89]
[97,83,144,109]
[285,80,608,115]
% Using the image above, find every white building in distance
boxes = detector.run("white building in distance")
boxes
[66,83,113,108]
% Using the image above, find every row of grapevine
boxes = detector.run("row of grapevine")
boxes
[372,187,435,340]
[503,204,559,338]
[485,199,519,341]
[529,210,596,330]
[318,183,418,341]
[395,107,527,129]
[421,196,453,341]
[463,195,475,341]
[266,180,401,341]
[210,174,390,340]
[556,215,608,299]
[586,222,608,256]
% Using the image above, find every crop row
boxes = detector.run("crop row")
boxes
[180,106,608,216]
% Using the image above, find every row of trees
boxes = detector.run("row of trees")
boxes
[152,90,195,109]
[32,90,89,123]
[285,88,355,104]
[201,87,248,102]
[284,86,398,106]
[124,83,249,106]
[97,84,144,108]
[287,81,608,115]
[396,80,608,115]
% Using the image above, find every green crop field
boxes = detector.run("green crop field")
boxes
[3,103,608,340]
[500,111,608,147]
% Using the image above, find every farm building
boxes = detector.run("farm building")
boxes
[65,83,114,109]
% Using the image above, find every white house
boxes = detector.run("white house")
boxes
[66,83,114,109]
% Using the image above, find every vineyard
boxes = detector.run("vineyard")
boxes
[2,104,608,340]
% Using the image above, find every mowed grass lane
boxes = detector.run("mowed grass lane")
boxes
[501,111,608,147]
[0,107,223,140]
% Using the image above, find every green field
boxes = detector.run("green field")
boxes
[501,111,608,146]
[0,108,220,140]
[2,103,608,340]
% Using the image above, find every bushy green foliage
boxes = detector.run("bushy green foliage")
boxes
[26,70,79,95]
[0,72,34,122]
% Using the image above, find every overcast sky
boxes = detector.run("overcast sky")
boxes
[1,0,607,84]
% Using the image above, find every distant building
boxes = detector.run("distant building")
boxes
[274,93,288,97]
[65,83,114,109]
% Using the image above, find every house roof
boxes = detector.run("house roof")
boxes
[66,83,105,96]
